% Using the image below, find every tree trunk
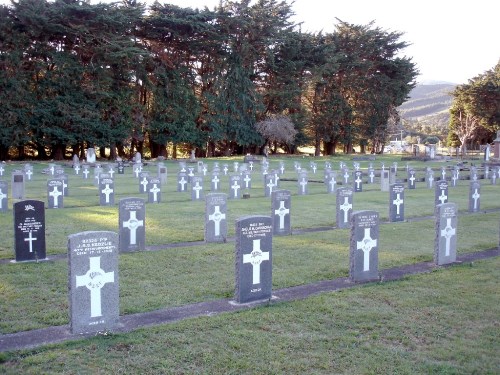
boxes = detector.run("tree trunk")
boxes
[51,144,65,160]
[99,146,106,159]
[109,144,117,160]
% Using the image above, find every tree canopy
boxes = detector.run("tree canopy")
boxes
[0,0,419,160]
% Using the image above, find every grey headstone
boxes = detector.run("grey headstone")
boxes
[389,167,396,184]
[222,164,229,176]
[158,164,167,185]
[117,161,125,175]
[272,190,291,235]
[47,179,64,209]
[139,172,150,193]
[353,170,363,192]
[82,164,90,179]
[93,166,103,187]
[434,203,458,265]
[229,175,242,199]
[297,171,308,195]
[72,154,79,166]
[61,174,69,196]
[68,231,119,334]
[205,193,228,243]
[55,166,65,177]
[14,200,46,262]
[99,174,114,206]
[380,170,389,192]
[242,172,252,190]
[350,211,379,282]
[119,197,146,252]
[24,164,34,181]
[336,187,353,229]
[148,177,161,203]
[86,148,96,163]
[177,172,188,192]
[235,215,273,303]
[407,169,416,189]
[326,171,337,193]
[469,181,480,212]
[134,152,141,164]
[389,183,405,222]
[0,181,8,211]
[342,168,350,185]
[133,163,142,178]
[191,176,204,201]
[11,171,25,200]
[264,174,275,197]
[210,172,221,191]
[187,167,195,182]
[367,168,375,184]
[435,180,449,205]
[426,170,435,188]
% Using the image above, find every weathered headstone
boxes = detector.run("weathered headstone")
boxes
[205,193,228,243]
[272,189,291,235]
[119,197,146,252]
[336,187,353,229]
[229,175,242,199]
[380,170,389,192]
[434,203,458,265]
[68,231,119,334]
[177,172,188,192]
[47,178,64,208]
[469,181,480,213]
[470,166,478,181]
[86,148,96,164]
[99,174,115,206]
[191,176,204,201]
[72,154,80,167]
[235,215,273,303]
[11,171,25,200]
[389,183,405,222]
[353,170,363,192]
[0,181,8,212]
[297,171,308,195]
[13,200,46,262]
[148,177,161,203]
[349,211,379,282]
[134,152,142,164]
[389,166,397,184]
[407,169,416,189]
[158,163,167,185]
[435,180,449,206]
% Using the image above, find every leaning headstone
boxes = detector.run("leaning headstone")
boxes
[11,171,25,200]
[86,148,96,164]
[297,171,308,195]
[99,174,114,206]
[177,172,188,192]
[353,170,363,192]
[336,187,353,229]
[47,178,64,209]
[68,231,119,334]
[349,211,379,282]
[119,198,145,252]
[272,189,291,235]
[0,181,8,212]
[434,203,458,265]
[138,172,150,194]
[229,175,242,199]
[380,170,389,192]
[435,180,449,206]
[469,181,481,213]
[210,172,221,191]
[407,169,416,189]
[13,200,46,262]
[389,183,405,222]
[191,176,204,201]
[235,215,273,303]
[148,177,161,203]
[205,193,228,243]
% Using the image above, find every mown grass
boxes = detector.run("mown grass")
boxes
[1,257,498,374]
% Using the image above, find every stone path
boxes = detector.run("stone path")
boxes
[1,248,498,352]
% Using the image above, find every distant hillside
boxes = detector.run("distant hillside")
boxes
[399,83,455,120]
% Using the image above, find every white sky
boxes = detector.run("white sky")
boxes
[1,0,498,84]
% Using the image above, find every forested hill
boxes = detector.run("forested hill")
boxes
[399,83,456,120]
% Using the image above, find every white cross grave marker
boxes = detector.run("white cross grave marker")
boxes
[266,179,275,194]
[75,256,115,317]
[140,177,148,193]
[243,239,270,285]
[74,165,80,175]
[357,228,377,272]
[122,210,144,245]
[208,205,226,236]
[25,169,33,180]
[440,218,456,256]
[409,174,416,186]
[329,177,336,191]
[83,168,90,179]
[274,200,289,229]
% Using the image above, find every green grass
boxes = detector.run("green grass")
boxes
[1,257,498,374]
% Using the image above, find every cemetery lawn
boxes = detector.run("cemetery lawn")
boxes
[1,256,499,374]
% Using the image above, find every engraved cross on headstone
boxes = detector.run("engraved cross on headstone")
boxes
[179,176,187,191]
[24,231,37,253]
[340,197,352,223]
[49,186,62,208]
[150,184,160,201]
[122,211,144,245]
[209,205,226,236]
[440,218,456,256]
[438,190,448,204]
[274,200,289,229]
[211,175,220,190]
[472,189,480,209]
[357,228,377,271]
[243,239,270,285]
[101,184,113,203]
[193,182,203,199]
[231,180,240,198]
[393,193,404,215]
[299,178,307,193]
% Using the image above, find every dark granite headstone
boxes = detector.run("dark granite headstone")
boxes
[148,177,161,203]
[117,161,125,175]
[191,176,204,201]
[353,170,363,192]
[229,175,242,199]
[468,181,480,212]
[336,187,353,229]
[349,210,379,282]
[389,167,397,184]
[14,200,46,262]
[0,181,8,211]
[235,215,272,303]
[435,180,449,206]
[177,172,188,192]
[434,203,458,265]
[272,189,291,235]
[99,174,114,206]
[47,178,64,208]
[93,166,103,187]
[11,171,25,200]
[68,231,119,334]
[205,193,228,243]
[119,197,145,252]
[389,183,405,222]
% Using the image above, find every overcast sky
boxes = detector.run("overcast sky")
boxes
[1,0,498,84]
